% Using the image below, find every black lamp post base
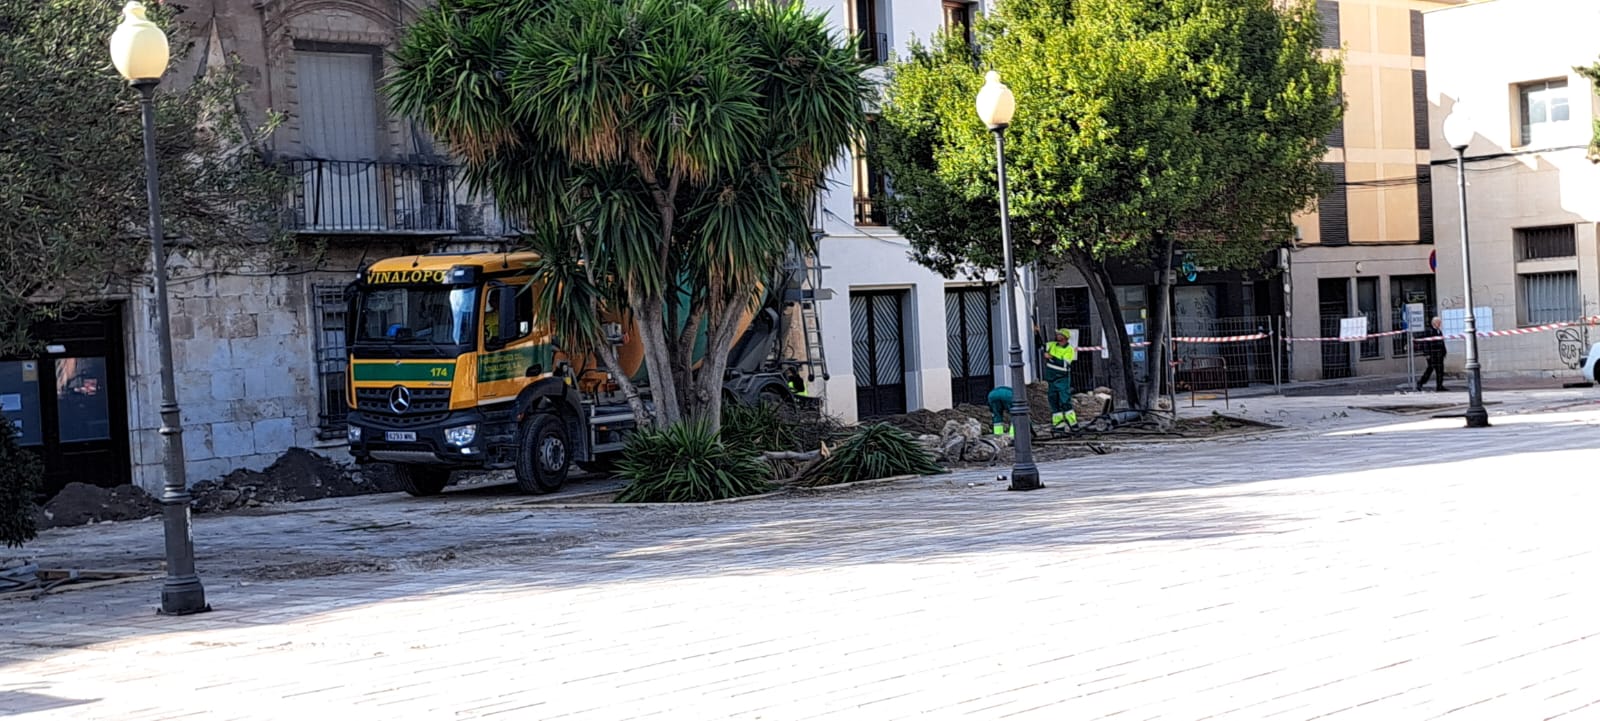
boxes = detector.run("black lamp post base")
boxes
[1008,466,1043,491]
[1464,409,1491,428]
[159,578,209,616]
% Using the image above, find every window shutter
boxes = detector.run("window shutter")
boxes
[1317,1,1341,49]
[1416,165,1433,245]
[1409,10,1425,57]
[1319,163,1349,246]
[1412,69,1429,150]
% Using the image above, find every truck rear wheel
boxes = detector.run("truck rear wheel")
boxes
[515,413,570,494]
[395,465,451,497]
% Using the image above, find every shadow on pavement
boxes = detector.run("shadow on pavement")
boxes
[2,407,1596,675]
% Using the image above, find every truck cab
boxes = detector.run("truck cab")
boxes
[344,252,625,496]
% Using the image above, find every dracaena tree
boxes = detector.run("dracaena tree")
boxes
[877,0,1342,406]
[388,0,871,432]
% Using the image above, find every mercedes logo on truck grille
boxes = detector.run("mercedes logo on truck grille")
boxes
[388,385,412,413]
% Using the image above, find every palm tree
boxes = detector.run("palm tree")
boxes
[388,0,870,432]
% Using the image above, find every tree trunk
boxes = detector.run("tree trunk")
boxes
[1140,233,1176,410]
[1073,251,1139,408]
[689,278,754,436]
[630,289,682,427]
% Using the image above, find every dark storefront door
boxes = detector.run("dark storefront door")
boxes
[0,306,131,497]
[851,291,907,418]
[1318,278,1353,379]
[945,288,994,407]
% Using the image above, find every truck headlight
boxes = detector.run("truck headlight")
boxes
[347,425,361,443]
[445,424,478,446]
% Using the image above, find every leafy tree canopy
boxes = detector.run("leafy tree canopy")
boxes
[879,0,1342,275]
[388,0,871,430]
[0,0,285,354]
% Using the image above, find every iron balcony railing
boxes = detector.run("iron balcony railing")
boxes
[854,195,886,227]
[282,158,457,234]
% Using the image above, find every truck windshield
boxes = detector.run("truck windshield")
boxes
[355,286,478,349]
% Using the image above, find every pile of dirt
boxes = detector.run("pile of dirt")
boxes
[36,483,160,530]
[189,448,403,513]
[874,406,987,435]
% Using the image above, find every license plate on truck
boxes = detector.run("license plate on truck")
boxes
[385,431,417,442]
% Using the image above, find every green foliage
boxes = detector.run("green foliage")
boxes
[389,0,872,430]
[877,0,1343,275]
[0,420,42,548]
[615,421,774,503]
[0,0,288,354]
[1578,60,1600,163]
[721,400,797,454]
[794,423,945,488]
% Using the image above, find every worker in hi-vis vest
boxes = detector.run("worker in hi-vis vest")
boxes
[1043,328,1078,429]
[986,385,1014,436]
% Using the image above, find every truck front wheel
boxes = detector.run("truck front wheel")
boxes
[394,464,451,497]
[515,413,571,494]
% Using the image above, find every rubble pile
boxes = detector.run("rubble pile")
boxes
[189,448,403,513]
[36,483,160,530]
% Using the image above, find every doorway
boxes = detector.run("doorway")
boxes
[0,306,131,498]
[1318,278,1353,379]
[945,288,994,407]
[850,291,907,418]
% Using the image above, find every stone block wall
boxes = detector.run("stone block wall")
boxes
[123,245,391,494]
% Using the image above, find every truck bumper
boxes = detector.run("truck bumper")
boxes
[347,405,518,467]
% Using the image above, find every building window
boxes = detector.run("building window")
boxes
[1520,271,1579,326]
[943,0,974,46]
[853,117,887,226]
[1390,275,1435,355]
[1519,79,1569,146]
[293,43,383,159]
[853,0,886,64]
[312,284,350,439]
[1356,276,1381,359]
[1517,225,1576,260]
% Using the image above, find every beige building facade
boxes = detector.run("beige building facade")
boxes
[1424,0,1600,377]
[1287,0,1462,381]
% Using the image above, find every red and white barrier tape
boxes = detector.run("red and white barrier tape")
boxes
[1065,316,1600,353]
[1412,314,1600,341]
[1075,332,1270,352]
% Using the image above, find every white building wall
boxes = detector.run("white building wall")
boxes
[803,0,1037,424]
[1424,0,1600,376]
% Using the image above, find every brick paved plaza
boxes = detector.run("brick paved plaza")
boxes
[4,399,1600,720]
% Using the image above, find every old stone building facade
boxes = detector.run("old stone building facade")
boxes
[41,0,514,495]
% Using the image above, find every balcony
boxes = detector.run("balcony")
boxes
[282,159,457,235]
[854,195,886,227]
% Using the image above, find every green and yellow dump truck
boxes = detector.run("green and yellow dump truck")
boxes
[343,251,800,497]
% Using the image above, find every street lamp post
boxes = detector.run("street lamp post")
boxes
[1441,107,1491,428]
[111,1,209,614]
[976,71,1041,492]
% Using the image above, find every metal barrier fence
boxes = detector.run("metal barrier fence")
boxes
[282,159,457,234]
[1172,315,1280,389]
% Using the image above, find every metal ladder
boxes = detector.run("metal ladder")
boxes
[798,275,829,384]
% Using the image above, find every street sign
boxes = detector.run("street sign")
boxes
[1404,302,1426,332]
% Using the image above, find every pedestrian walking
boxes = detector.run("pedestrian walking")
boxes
[1417,317,1448,392]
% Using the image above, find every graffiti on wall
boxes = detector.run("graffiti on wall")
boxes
[1557,327,1588,370]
